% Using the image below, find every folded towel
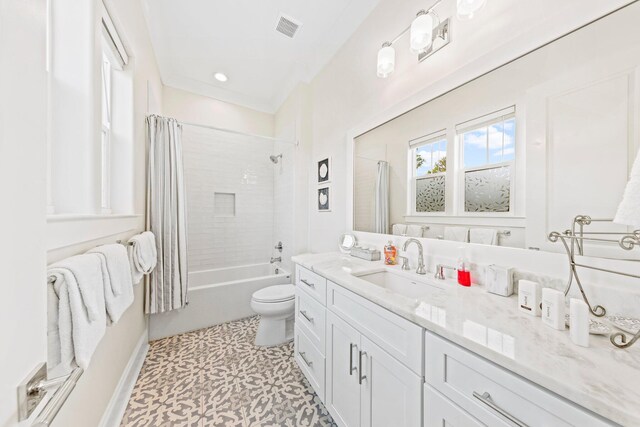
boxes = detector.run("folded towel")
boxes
[392,224,407,236]
[444,227,469,242]
[128,231,158,284]
[470,228,498,245]
[48,254,107,371]
[87,244,134,322]
[406,225,425,238]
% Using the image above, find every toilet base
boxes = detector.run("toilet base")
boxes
[255,314,294,347]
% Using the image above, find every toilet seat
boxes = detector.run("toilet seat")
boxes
[252,284,295,303]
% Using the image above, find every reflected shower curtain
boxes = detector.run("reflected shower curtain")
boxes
[374,161,390,234]
[145,115,188,314]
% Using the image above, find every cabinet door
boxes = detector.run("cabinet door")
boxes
[360,336,422,427]
[326,312,362,427]
[425,385,487,427]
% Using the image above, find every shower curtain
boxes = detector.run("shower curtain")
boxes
[375,161,390,234]
[145,115,188,314]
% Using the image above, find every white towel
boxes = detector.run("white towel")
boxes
[470,228,498,245]
[128,231,158,284]
[615,150,640,227]
[48,254,107,371]
[406,225,424,238]
[392,224,407,236]
[87,244,134,322]
[444,227,469,242]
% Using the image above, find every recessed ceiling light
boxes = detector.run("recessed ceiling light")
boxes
[213,72,228,82]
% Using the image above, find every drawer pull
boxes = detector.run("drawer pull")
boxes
[299,310,314,323]
[349,343,358,375]
[358,351,367,384]
[473,391,528,427]
[300,279,315,289]
[299,351,313,367]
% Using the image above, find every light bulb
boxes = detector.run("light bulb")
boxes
[410,11,434,54]
[377,43,395,78]
[457,0,487,20]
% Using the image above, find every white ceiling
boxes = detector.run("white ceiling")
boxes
[143,0,382,113]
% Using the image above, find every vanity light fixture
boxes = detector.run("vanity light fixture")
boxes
[376,0,450,78]
[377,42,395,78]
[410,10,434,53]
[213,72,228,82]
[456,0,487,20]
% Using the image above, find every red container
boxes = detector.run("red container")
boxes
[457,270,471,287]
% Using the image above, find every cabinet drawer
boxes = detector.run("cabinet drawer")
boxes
[296,265,327,304]
[425,332,614,427]
[425,385,487,427]
[295,289,326,355]
[295,326,325,401]
[327,281,423,375]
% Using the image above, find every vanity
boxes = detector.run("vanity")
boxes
[292,252,639,427]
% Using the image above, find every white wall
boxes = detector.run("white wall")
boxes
[45,0,164,426]
[305,0,636,252]
[0,1,48,426]
[162,85,274,137]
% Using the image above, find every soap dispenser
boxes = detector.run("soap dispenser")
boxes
[384,241,397,265]
[457,246,471,286]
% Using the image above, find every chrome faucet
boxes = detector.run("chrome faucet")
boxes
[397,255,411,271]
[434,264,457,280]
[402,239,426,275]
[270,257,282,263]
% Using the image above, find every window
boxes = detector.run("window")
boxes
[100,54,112,213]
[410,134,447,213]
[457,107,516,213]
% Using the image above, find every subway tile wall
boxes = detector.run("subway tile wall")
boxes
[183,127,276,271]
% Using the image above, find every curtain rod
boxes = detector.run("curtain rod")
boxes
[179,120,298,146]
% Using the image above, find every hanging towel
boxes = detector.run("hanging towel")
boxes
[48,254,107,372]
[614,149,640,227]
[470,228,498,245]
[374,161,390,234]
[392,224,407,236]
[87,244,134,322]
[444,227,469,242]
[406,225,425,238]
[128,231,158,284]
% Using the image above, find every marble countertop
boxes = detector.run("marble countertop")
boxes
[291,252,640,427]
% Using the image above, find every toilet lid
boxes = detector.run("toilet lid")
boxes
[252,284,295,303]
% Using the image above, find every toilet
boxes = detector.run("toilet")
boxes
[250,284,296,347]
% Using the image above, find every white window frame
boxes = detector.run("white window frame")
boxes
[408,131,448,216]
[456,106,516,217]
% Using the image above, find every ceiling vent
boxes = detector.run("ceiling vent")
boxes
[275,14,301,38]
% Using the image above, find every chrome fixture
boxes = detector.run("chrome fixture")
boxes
[548,214,640,349]
[434,264,457,280]
[402,238,426,275]
[270,256,282,263]
[376,1,451,78]
[398,255,410,271]
[274,241,283,252]
[270,154,283,164]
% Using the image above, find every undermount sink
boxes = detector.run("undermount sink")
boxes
[355,270,443,298]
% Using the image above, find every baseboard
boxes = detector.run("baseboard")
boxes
[98,330,149,427]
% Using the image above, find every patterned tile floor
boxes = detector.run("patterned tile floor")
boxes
[121,316,337,427]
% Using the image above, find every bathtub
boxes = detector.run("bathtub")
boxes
[149,263,291,340]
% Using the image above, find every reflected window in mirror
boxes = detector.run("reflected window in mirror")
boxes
[410,133,447,213]
[457,107,516,213]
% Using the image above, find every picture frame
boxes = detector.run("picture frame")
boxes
[318,186,331,212]
[317,157,331,184]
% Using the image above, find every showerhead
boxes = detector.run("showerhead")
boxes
[270,154,283,164]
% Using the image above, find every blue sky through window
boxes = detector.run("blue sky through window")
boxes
[415,138,447,176]
[462,117,515,168]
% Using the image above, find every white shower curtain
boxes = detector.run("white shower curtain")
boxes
[145,115,188,314]
[375,161,390,234]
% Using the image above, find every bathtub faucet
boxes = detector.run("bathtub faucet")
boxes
[270,257,282,264]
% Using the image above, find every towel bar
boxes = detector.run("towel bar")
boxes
[32,368,83,426]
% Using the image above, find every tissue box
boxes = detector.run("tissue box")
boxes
[485,265,513,297]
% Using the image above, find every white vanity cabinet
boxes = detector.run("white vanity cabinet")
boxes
[294,265,423,427]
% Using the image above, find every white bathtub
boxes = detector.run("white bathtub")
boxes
[149,263,291,340]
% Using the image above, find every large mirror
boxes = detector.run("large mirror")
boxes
[353,2,640,259]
